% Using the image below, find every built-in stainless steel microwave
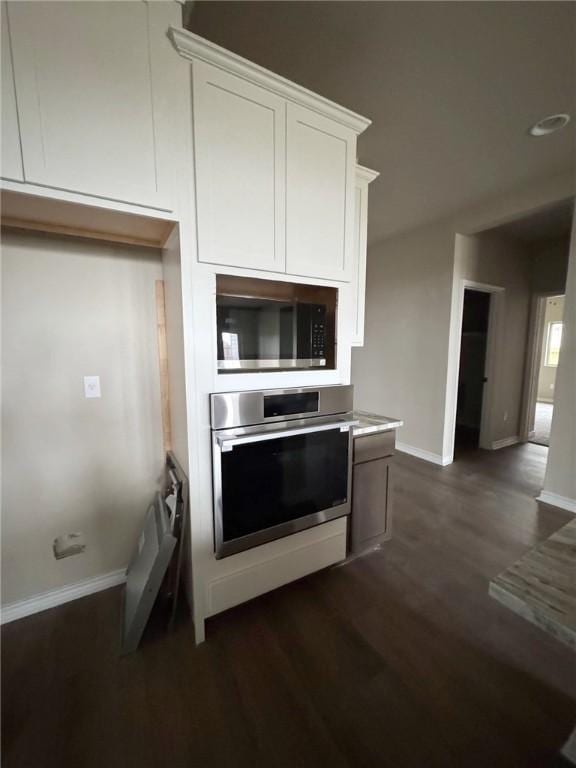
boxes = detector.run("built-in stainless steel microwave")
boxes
[216,276,336,372]
[217,296,327,370]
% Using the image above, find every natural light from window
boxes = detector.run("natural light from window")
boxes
[545,321,563,367]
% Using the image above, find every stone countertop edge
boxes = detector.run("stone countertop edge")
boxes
[488,517,576,652]
[351,410,403,437]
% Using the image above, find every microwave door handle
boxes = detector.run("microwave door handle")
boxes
[217,419,359,451]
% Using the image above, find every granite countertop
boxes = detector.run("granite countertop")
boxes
[352,410,403,437]
[489,517,576,649]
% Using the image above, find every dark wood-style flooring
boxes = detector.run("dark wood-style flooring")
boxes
[2,443,575,768]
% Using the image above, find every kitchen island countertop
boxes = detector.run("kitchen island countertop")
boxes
[489,516,576,763]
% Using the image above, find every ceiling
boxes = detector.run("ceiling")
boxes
[188,1,576,245]
[487,198,574,246]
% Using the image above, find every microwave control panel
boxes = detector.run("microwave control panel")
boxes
[298,303,327,360]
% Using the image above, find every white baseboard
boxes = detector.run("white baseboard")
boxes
[0,568,127,625]
[396,441,452,467]
[491,436,520,450]
[536,491,576,514]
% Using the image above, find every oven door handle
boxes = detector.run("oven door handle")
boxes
[216,419,358,451]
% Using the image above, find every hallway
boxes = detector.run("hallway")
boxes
[532,401,554,447]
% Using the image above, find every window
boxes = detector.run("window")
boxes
[545,321,563,367]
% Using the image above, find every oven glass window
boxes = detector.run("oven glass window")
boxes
[221,429,349,543]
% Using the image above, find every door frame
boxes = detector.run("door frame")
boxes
[519,291,564,442]
[448,280,505,458]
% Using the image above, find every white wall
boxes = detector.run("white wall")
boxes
[352,171,574,463]
[1,231,164,606]
[542,213,576,508]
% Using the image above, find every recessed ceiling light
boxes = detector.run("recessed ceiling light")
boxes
[529,113,570,137]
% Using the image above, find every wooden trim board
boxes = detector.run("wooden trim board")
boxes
[155,280,172,453]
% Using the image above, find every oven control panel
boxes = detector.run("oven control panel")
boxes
[263,392,319,419]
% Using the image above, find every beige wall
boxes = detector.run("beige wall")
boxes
[352,221,453,458]
[352,172,573,462]
[537,296,564,403]
[454,232,532,444]
[1,231,164,606]
[531,237,570,295]
[543,214,576,505]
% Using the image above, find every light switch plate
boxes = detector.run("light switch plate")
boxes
[84,375,101,399]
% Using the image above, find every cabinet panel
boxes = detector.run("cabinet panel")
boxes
[286,103,355,281]
[351,166,378,346]
[351,457,392,554]
[193,62,285,272]
[1,3,23,181]
[351,183,366,345]
[7,1,171,209]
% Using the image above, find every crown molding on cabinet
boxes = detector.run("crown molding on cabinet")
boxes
[356,165,380,184]
[167,27,372,135]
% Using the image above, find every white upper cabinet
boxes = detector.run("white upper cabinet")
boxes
[169,29,371,283]
[1,3,23,182]
[351,165,379,346]
[5,1,178,211]
[192,62,286,272]
[286,104,356,282]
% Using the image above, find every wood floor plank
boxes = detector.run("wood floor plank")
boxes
[2,443,575,767]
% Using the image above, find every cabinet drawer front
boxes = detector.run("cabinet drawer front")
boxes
[353,430,395,464]
[8,2,172,210]
[286,103,355,282]
[193,62,286,272]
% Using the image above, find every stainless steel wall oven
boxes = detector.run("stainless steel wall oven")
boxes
[210,386,355,558]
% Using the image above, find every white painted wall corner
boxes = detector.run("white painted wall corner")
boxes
[396,441,452,467]
[0,569,127,625]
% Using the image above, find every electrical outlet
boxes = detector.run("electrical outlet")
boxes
[53,533,86,560]
[84,375,101,399]
[503,411,508,422]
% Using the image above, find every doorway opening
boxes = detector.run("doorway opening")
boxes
[455,288,491,453]
[527,295,565,446]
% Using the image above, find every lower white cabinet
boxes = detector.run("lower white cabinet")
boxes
[286,103,356,282]
[351,165,379,347]
[4,0,180,211]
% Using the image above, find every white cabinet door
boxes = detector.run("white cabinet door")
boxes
[286,103,356,282]
[351,166,379,347]
[7,1,172,210]
[193,61,286,272]
[1,3,23,182]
